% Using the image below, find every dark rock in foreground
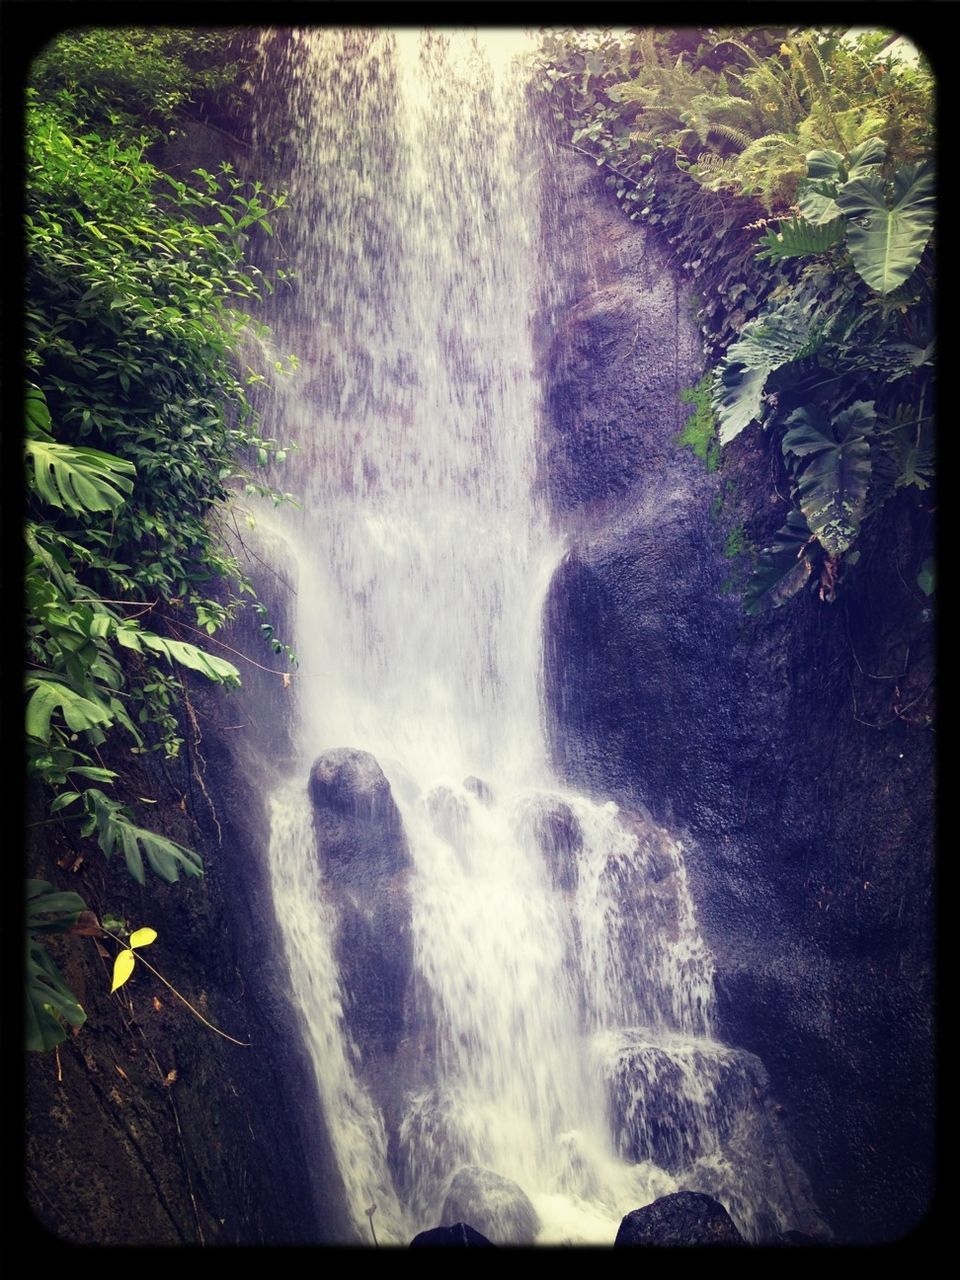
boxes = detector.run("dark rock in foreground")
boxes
[441,1166,540,1245]
[615,1191,745,1246]
[309,747,409,875]
[309,748,412,1062]
[410,1222,496,1247]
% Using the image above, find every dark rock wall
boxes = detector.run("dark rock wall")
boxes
[539,154,934,1243]
[25,532,352,1245]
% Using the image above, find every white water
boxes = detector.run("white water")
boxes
[252,29,819,1245]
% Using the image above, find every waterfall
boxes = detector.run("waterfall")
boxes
[250,28,822,1245]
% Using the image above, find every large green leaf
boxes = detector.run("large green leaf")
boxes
[25,676,115,741]
[743,509,814,615]
[797,181,843,227]
[798,138,886,226]
[782,401,875,556]
[85,789,203,884]
[135,631,240,685]
[713,304,826,444]
[27,438,136,514]
[805,137,885,185]
[836,163,935,294]
[27,879,87,933]
[25,385,54,439]
[27,938,87,1052]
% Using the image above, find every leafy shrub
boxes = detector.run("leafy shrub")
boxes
[24,29,294,1049]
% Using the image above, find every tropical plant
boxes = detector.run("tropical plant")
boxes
[533,25,934,617]
[758,139,935,295]
[25,28,296,1049]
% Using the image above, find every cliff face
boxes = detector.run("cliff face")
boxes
[539,153,935,1243]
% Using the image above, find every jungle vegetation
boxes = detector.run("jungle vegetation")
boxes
[24,27,294,1052]
[533,25,935,613]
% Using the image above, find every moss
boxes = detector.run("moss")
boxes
[724,523,748,558]
[677,374,721,471]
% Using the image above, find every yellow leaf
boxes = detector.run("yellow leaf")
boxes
[129,927,157,949]
[110,948,136,993]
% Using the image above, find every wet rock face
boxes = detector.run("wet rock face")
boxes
[615,1191,744,1247]
[540,156,934,1242]
[309,748,412,1061]
[440,1166,540,1245]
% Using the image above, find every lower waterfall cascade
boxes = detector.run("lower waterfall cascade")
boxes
[250,28,826,1244]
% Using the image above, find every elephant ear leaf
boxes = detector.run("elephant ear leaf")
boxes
[836,163,934,294]
[805,148,846,183]
[846,136,886,181]
[782,401,875,556]
[713,304,826,444]
[743,508,814,614]
[796,183,843,228]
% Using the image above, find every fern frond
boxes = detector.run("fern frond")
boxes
[706,122,752,151]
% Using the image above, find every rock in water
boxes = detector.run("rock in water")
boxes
[308,748,412,1061]
[309,747,408,875]
[441,1166,540,1245]
[614,1191,745,1246]
[410,1222,496,1247]
[512,793,583,891]
[463,775,494,805]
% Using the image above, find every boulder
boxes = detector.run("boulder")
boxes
[515,796,582,891]
[614,1191,745,1246]
[309,748,408,877]
[440,1166,540,1245]
[463,775,494,805]
[410,1222,496,1247]
[426,784,472,851]
[309,748,412,1062]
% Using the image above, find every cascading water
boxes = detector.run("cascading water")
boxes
[250,29,823,1245]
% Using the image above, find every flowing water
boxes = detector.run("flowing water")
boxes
[251,28,821,1244]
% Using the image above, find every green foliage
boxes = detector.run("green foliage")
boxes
[713,302,828,443]
[534,26,934,616]
[29,28,253,141]
[24,29,294,1049]
[744,509,814,614]
[723,524,749,558]
[27,880,88,1052]
[81,789,204,885]
[836,162,935,294]
[756,215,844,262]
[761,140,936,294]
[782,401,875,556]
[677,375,721,469]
